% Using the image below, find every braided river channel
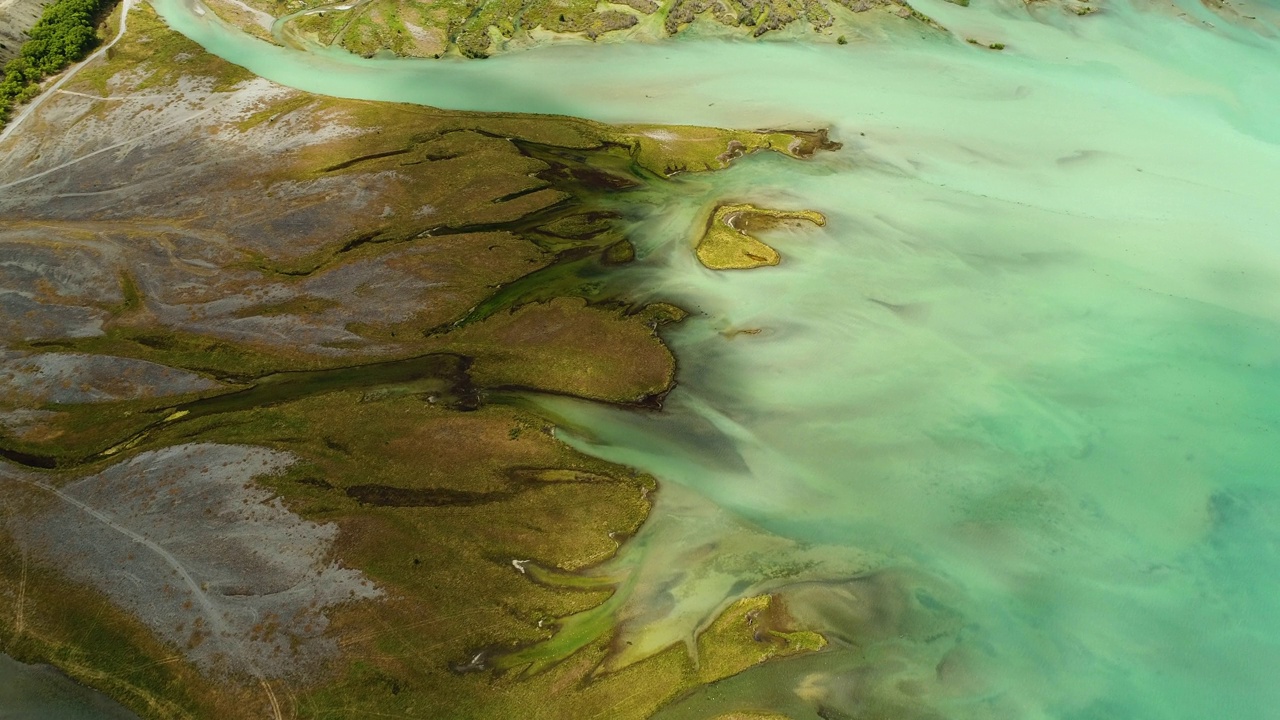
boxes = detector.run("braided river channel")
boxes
[26,0,1280,716]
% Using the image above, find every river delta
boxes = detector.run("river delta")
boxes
[1,0,1279,718]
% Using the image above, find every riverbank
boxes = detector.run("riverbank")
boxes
[0,6,838,717]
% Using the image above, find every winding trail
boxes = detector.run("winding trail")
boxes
[0,0,134,145]
[0,104,214,190]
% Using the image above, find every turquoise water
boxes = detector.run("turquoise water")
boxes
[100,0,1280,715]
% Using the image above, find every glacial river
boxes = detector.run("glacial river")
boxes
[46,0,1280,716]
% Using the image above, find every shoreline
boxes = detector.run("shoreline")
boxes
[0,7,841,716]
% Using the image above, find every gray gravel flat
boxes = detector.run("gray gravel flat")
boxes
[1,443,381,679]
[0,351,222,405]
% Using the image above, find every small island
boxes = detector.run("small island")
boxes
[695,203,827,270]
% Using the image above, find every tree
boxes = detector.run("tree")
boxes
[0,0,114,129]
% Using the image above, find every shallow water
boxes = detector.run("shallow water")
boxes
[0,653,140,719]
[101,0,1280,715]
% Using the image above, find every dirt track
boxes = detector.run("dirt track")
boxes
[1,443,381,680]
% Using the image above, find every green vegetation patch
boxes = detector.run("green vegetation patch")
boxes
[0,0,114,124]
[0,7,841,717]
[696,595,826,684]
[265,0,944,58]
[695,203,826,270]
[435,297,676,404]
[607,126,841,177]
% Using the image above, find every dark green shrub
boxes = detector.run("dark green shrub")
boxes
[0,0,115,127]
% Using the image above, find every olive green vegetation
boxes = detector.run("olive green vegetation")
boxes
[0,10,832,719]
[965,36,1004,49]
[0,0,114,124]
[695,595,826,684]
[72,3,253,93]
[263,0,943,59]
[695,203,826,270]
[607,126,840,177]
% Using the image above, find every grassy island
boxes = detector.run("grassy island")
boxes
[695,203,827,270]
